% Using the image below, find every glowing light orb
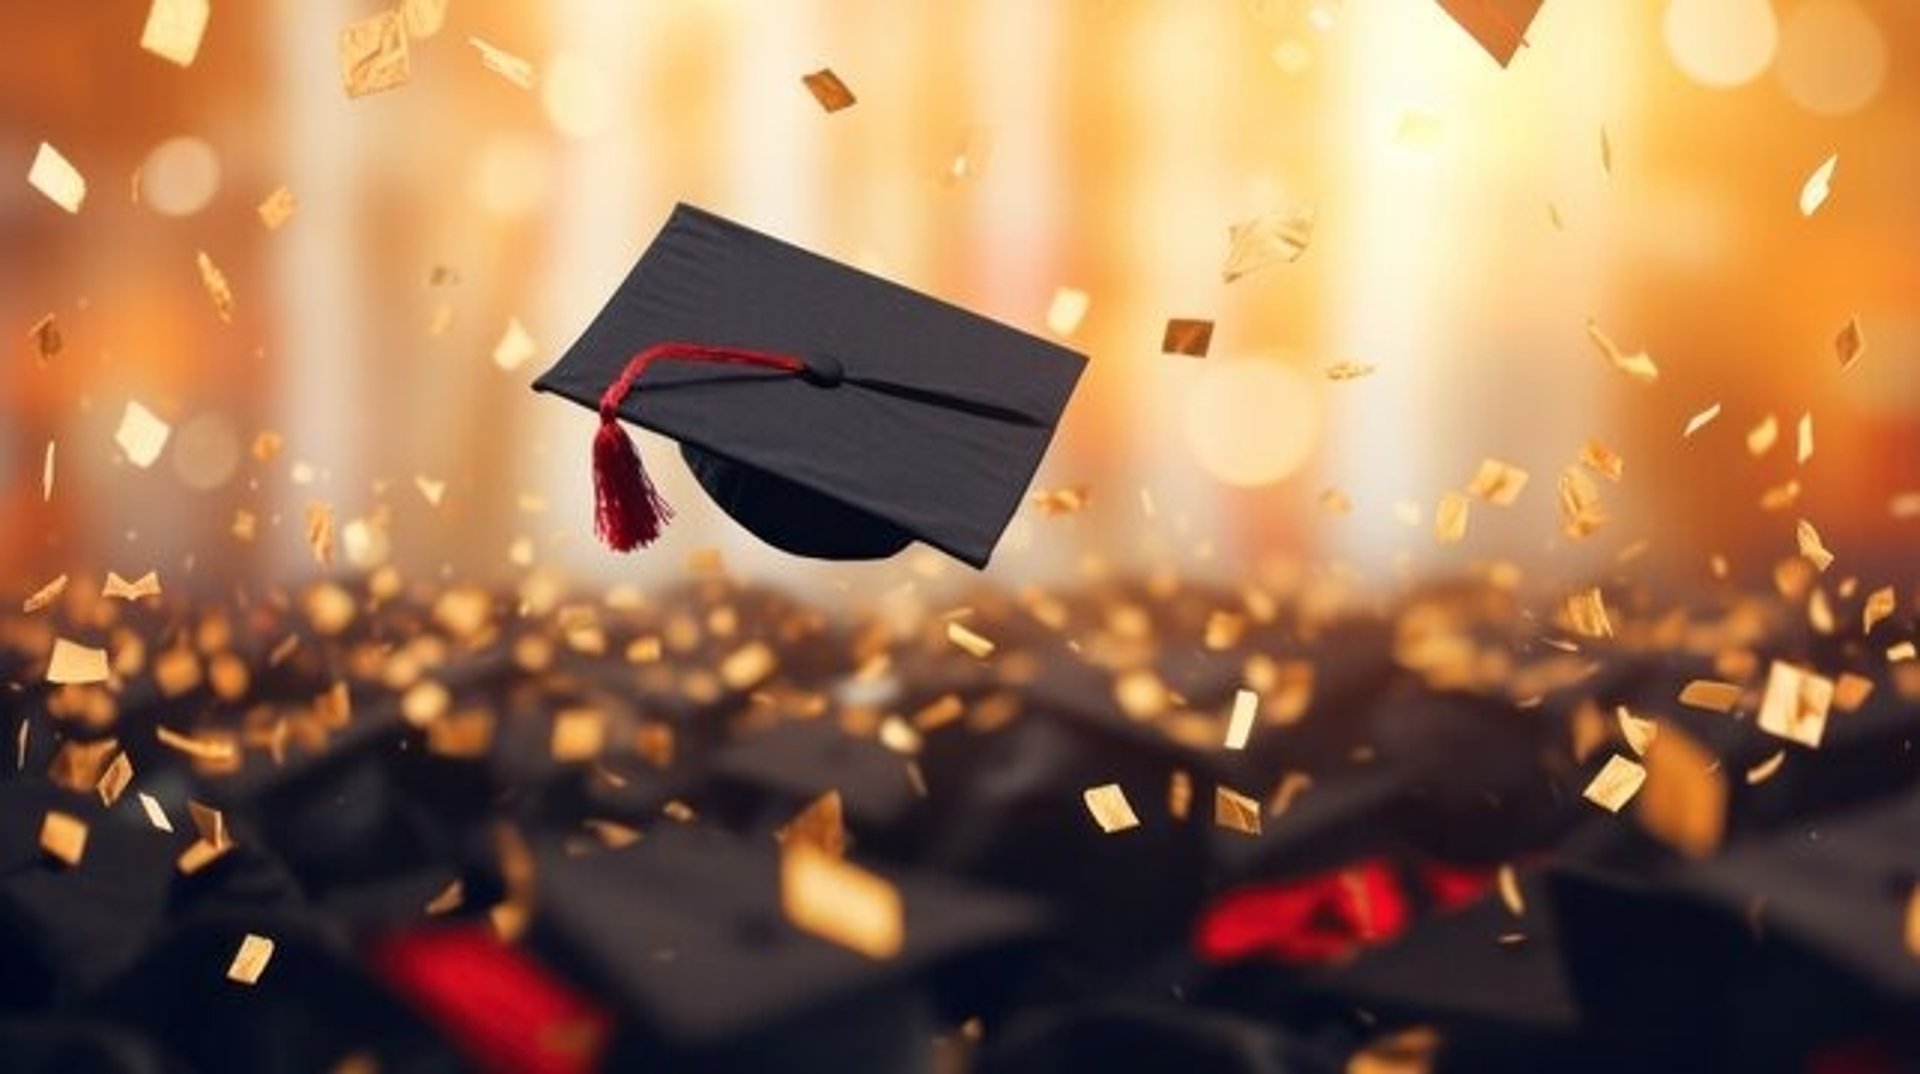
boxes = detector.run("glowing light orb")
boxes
[171,412,240,491]
[1664,0,1778,88]
[1184,358,1323,488]
[1777,0,1885,115]
[543,54,614,140]
[139,137,221,217]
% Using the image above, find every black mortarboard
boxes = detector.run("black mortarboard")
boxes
[534,203,1085,567]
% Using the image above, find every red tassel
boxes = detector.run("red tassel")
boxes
[589,341,808,553]
[592,413,672,551]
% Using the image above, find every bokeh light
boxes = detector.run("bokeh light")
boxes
[542,54,614,141]
[1664,0,1779,88]
[1184,358,1323,489]
[170,412,241,491]
[138,136,221,217]
[1776,0,1886,115]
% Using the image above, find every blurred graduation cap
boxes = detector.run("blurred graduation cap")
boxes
[535,203,1085,568]
[522,825,1044,1069]
[1435,0,1545,66]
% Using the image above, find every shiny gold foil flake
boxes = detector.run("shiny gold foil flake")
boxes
[140,0,209,67]
[550,708,606,763]
[1557,466,1608,538]
[401,0,447,39]
[801,68,856,112]
[23,574,67,614]
[1681,402,1721,440]
[115,401,171,468]
[1637,726,1726,858]
[1046,287,1090,337]
[1799,152,1837,217]
[96,750,133,806]
[1599,125,1613,175]
[1757,661,1834,749]
[780,843,903,959]
[1465,458,1529,506]
[1796,519,1834,572]
[1222,208,1314,283]
[1433,492,1470,545]
[177,838,230,875]
[1760,479,1802,513]
[306,502,335,568]
[1030,486,1091,516]
[1616,705,1658,756]
[1905,885,1920,959]
[1565,588,1613,639]
[1809,589,1836,635]
[1863,586,1896,634]
[1214,785,1263,836]
[492,317,538,371]
[1162,319,1214,358]
[1797,413,1814,465]
[1083,783,1141,834]
[1224,688,1259,751]
[469,36,536,89]
[137,792,173,832]
[39,811,88,866]
[1324,360,1377,381]
[1679,679,1742,713]
[1834,315,1864,372]
[41,440,55,500]
[1497,864,1524,917]
[28,142,86,213]
[1579,439,1623,482]
[721,641,777,691]
[780,791,848,857]
[1746,414,1779,457]
[257,186,296,229]
[1745,750,1787,786]
[1268,770,1313,816]
[1833,672,1874,712]
[1205,611,1246,651]
[1894,642,1918,662]
[1581,754,1646,813]
[1585,319,1658,384]
[401,681,450,727]
[1168,769,1193,820]
[945,621,995,660]
[102,571,161,601]
[341,10,411,97]
[188,800,229,849]
[226,933,275,985]
[48,638,110,684]
[28,312,60,366]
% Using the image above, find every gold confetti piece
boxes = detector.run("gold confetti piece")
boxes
[720,641,778,691]
[1757,661,1834,749]
[1046,287,1090,337]
[39,811,88,867]
[415,475,447,506]
[1496,864,1524,916]
[97,750,134,807]
[780,791,848,857]
[401,0,447,39]
[492,317,537,371]
[48,638,109,685]
[1433,491,1470,545]
[1585,319,1659,384]
[306,502,335,568]
[102,571,161,601]
[1582,754,1646,813]
[158,726,236,764]
[1760,479,1803,513]
[1616,705,1658,756]
[1347,1025,1444,1074]
[1162,319,1213,358]
[1746,414,1779,457]
[1638,725,1727,858]
[115,401,171,468]
[912,694,966,733]
[1679,679,1742,713]
[1205,611,1246,651]
[1833,672,1874,712]
[1224,688,1259,750]
[801,67,856,112]
[780,843,903,959]
[28,312,60,366]
[550,708,606,762]
[140,0,209,67]
[1796,413,1813,465]
[227,933,274,985]
[425,881,466,916]
[193,249,234,322]
[137,792,173,832]
[1566,588,1613,639]
[1905,886,1920,960]
[401,681,450,727]
[1745,750,1787,785]
[1682,402,1721,440]
[1168,769,1192,820]
[1557,466,1608,538]
[1465,458,1529,506]
[1796,518,1834,572]
[1269,771,1313,816]
[1579,439,1623,482]
[177,838,230,875]
[257,186,296,229]
[1221,207,1314,283]
[469,36,535,89]
[1030,486,1092,516]
[341,10,410,97]
[1599,124,1613,176]
[1799,152,1837,217]
[41,439,54,501]
[28,142,86,213]
[189,800,229,848]
[1214,785,1262,836]
[1864,586,1896,634]
[1324,360,1377,381]
[1083,783,1141,834]
[23,574,67,614]
[946,621,995,659]
[1835,315,1864,372]
[1892,642,1918,663]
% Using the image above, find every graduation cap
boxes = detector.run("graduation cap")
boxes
[534,203,1085,568]
[1435,0,1545,67]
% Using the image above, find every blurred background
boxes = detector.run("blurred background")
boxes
[2,0,1917,603]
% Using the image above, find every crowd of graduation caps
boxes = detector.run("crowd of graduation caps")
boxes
[0,566,1915,1074]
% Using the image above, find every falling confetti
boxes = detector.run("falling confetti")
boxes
[1799,153,1837,217]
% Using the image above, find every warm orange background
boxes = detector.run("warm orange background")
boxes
[3,0,1918,598]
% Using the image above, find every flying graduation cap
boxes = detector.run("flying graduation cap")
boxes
[534,204,1086,569]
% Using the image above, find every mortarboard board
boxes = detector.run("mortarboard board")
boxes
[1435,0,1545,67]
[534,203,1085,567]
